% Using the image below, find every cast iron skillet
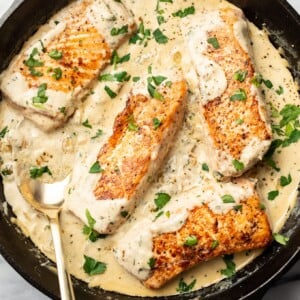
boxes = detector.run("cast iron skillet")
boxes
[0,0,299,299]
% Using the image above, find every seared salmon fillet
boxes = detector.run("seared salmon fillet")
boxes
[182,8,272,178]
[66,80,188,233]
[114,178,271,289]
[0,0,135,131]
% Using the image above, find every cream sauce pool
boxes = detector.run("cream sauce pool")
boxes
[0,0,299,297]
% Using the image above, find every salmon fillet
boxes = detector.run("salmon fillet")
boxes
[114,178,271,289]
[0,0,135,131]
[183,8,272,178]
[66,80,188,233]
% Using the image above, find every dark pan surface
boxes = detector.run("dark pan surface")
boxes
[0,0,299,299]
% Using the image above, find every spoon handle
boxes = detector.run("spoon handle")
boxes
[50,215,75,300]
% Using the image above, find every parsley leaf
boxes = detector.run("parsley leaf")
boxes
[279,104,300,127]
[153,28,168,44]
[230,88,247,101]
[172,6,195,18]
[220,254,236,277]
[29,166,52,179]
[104,86,117,99]
[273,233,289,246]
[233,70,248,82]
[99,71,130,82]
[147,257,156,269]
[202,163,209,172]
[129,22,151,46]
[111,25,128,36]
[184,235,198,246]
[110,50,130,68]
[211,240,219,250]
[48,49,63,60]
[153,117,162,129]
[32,83,48,105]
[280,174,292,187]
[83,255,107,275]
[176,278,196,293]
[0,126,9,139]
[82,119,92,129]
[23,48,44,68]
[232,159,244,171]
[89,161,104,174]
[154,192,171,211]
[207,37,220,49]
[128,115,139,132]
[52,67,62,80]
[221,194,235,203]
[83,209,100,242]
[268,190,279,200]
[91,129,103,139]
[275,86,284,95]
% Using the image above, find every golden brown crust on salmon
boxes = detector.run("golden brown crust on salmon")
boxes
[143,185,271,289]
[94,80,188,201]
[202,9,271,160]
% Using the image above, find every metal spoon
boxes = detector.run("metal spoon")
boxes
[19,176,75,300]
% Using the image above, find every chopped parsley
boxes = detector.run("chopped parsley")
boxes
[235,118,244,125]
[220,254,236,277]
[251,74,263,87]
[154,192,171,211]
[233,204,243,212]
[172,6,195,18]
[104,86,117,99]
[48,49,63,60]
[99,71,131,82]
[128,115,139,132]
[147,74,167,100]
[153,117,162,129]
[110,50,130,68]
[211,240,219,250]
[233,70,248,82]
[275,86,284,95]
[83,255,107,275]
[147,257,156,269]
[32,83,48,105]
[153,28,168,44]
[202,163,209,172]
[230,88,247,101]
[259,203,266,210]
[232,159,244,171]
[52,67,62,80]
[157,15,166,25]
[129,22,151,46]
[29,67,43,77]
[184,235,198,247]
[0,126,8,139]
[39,40,46,53]
[280,174,292,187]
[29,166,52,179]
[221,194,235,203]
[153,210,164,221]
[176,278,196,293]
[268,190,279,200]
[23,48,44,68]
[82,119,92,129]
[91,129,103,139]
[89,161,104,174]
[207,37,220,49]
[110,25,128,36]
[273,233,289,246]
[82,209,100,242]
[262,79,273,89]
[132,76,141,82]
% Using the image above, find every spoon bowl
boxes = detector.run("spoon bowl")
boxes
[19,175,75,300]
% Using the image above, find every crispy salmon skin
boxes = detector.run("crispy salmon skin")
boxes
[66,80,188,233]
[183,8,272,178]
[0,0,135,131]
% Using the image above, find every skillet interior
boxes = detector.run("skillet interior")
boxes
[0,0,299,299]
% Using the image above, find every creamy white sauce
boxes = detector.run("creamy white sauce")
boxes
[0,0,299,297]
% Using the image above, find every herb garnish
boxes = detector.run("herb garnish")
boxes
[82,119,92,129]
[147,74,167,100]
[211,240,219,250]
[268,190,279,200]
[273,233,289,246]
[184,235,198,246]
[23,48,44,68]
[153,117,162,129]
[91,129,103,139]
[154,192,171,211]
[104,86,117,99]
[89,161,104,174]
[221,194,235,203]
[128,115,139,132]
[0,126,8,139]
[83,209,100,242]
[233,70,248,82]
[83,255,107,275]
[52,67,62,80]
[32,83,48,105]
[153,28,168,44]
[29,166,52,179]
[230,88,247,101]
[110,25,128,36]
[147,257,156,269]
[129,22,152,46]
[232,159,244,171]
[110,50,130,68]
[280,174,292,187]
[207,37,220,49]
[202,163,209,172]
[99,71,131,83]
[172,6,195,18]
[176,278,196,293]
[275,86,284,95]
[220,254,236,277]
[48,49,63,60]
